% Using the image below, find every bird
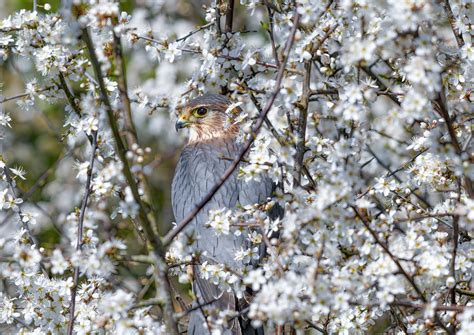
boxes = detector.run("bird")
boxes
[171,94,278,335]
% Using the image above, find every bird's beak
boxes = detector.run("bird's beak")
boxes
[175,118,190,132]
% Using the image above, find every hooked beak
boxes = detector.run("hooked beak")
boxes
[175,118,190,132]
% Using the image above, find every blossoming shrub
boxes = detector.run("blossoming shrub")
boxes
[0,0,472,334]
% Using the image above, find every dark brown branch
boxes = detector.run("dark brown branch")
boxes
[163,12,302,246]
[224,0,235,33]
[441,0,464,48]
[58,72,81,117]
[295,60,311,184]
[113,32,138,146]
[435,90,473,198]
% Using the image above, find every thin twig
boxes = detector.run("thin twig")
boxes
[441,0,464,48]
[176,23,213,42]
[456,288,474,297]
[352,207,427,302]
[247,88,317,189]
[352,207,453,334]
[266,6,280,67]
[58,72,81,117]
[2,165,49,279]
[361,66,400,106]
[113,32,159,227]
[0,86,54,104]
[216,0,222,35]
[66,130,98,335]
[366,145,432,208]
[450,178,461,305]
[306,320,328,335]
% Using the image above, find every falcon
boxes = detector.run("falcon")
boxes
[172,94,277,334]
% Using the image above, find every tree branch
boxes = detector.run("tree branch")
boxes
[441,0,464,48]
[81,28,179,334]
[67,130,98,335]
[295,60,311,184]
[435,90,473,198]
[352,207,427,302]
[224,0,235,33]
[113,32,138,146]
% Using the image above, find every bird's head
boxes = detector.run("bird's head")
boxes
[175,94,241,143]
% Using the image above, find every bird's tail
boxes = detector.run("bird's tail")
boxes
[187,266,263,334]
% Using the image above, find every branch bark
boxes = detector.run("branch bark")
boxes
[435,90,473,199]
[295,60,311,184]
[441,0,464,48]
[224,0,235,33]
[113,32,138,146]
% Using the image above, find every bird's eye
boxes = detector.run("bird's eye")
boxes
[194,107,208,117]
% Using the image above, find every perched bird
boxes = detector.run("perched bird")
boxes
[172,94,276,335]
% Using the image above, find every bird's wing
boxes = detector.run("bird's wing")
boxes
[172,139,269,335]
[238,174,274,207]
[171,145,192,224]
[172,140,247,269]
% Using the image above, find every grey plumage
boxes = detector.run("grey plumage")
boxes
[171,95,275,334]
